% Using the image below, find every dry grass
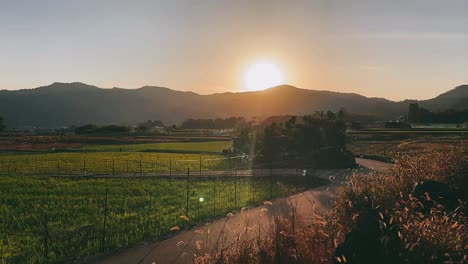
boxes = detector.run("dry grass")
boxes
[196,150,468,263]
[348,138,468,159]
[195,212,343,264]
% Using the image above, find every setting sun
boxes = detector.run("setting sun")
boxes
[244,61,285,91]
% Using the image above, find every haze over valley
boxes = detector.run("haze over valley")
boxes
[1,82,467,128]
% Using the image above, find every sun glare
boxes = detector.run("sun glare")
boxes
[244,61,285,91]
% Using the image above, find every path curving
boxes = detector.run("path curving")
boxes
[88,159,391,264]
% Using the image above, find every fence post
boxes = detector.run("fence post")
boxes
[234,169,237,208]
[101,188,109,251]
[35,155,38,176]
[139,155,143,177]
[112,158,115,177]
[169,157,172,177]
[270,166,273,199]
[199,155,202,177]
[186,168,190,217]
[83,154,87,176]
[253,177,257,203]
[146,195,152,238]
[43,211,49,264]
[154,206,159,236]
[212,176,216,217]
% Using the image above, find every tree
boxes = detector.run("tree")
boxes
[261,122,284,162]
[233,126,251,154]
[338,108,345,120]
[136,120,165,134]
[0,116,5,132]
[75,124,131,135]
[255,112,351,167]
[326,111,336,120]
[75,124,98,134]
[408,103,420,122]
[96,125,131,134]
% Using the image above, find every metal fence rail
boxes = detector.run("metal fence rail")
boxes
[0,155,253,177]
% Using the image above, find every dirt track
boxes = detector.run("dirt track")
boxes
[89,159,391,264]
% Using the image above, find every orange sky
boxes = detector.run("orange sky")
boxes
[1,0,467,100]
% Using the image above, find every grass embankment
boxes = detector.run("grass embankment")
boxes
[198,151,468,264]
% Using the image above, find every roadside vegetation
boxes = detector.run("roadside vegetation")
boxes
[197,150,468,263]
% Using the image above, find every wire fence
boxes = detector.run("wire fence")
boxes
[0,155,253,177]
[0,165,321,263]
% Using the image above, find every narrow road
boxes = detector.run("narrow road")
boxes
[88,159,391,264]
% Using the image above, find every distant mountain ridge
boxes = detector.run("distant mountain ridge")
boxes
[0,82,467,128]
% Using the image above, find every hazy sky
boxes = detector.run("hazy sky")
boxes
[1,0,467,100]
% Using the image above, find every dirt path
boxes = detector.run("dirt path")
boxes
[89,159,390,264]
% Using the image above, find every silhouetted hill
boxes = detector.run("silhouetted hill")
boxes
[418,85,468,110]
[0,83,467,128]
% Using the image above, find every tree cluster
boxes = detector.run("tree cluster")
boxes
[0,116,5,132]
[136,120,165,134]
[180,117,245,129]
[74,124,131,135]
[234,112,355,169]
[408,103,468,123]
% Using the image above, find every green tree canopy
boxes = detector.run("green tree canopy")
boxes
[234,112,354,168]
[0,116,5,132]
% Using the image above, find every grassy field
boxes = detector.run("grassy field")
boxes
[0,152,234,176]
[73,141,231,153]
[348,138,468,159]
[0,175,307,263]
[0,135,230,152]
[0,141,233,176]
[0,139,306,263]
[348,128,468,161]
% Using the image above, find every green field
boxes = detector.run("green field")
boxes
[76,141,230,153]
[0,175,305,263]
[0,139,312,263]
[0,152,233,176]
[0,141,233,176]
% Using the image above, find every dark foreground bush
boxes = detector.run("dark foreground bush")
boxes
[196,150,468,264]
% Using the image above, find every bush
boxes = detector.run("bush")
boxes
[333,150,467,263]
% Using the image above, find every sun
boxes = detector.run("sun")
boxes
[244,61,285,91]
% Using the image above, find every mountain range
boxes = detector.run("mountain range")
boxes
[0,82,467,128]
